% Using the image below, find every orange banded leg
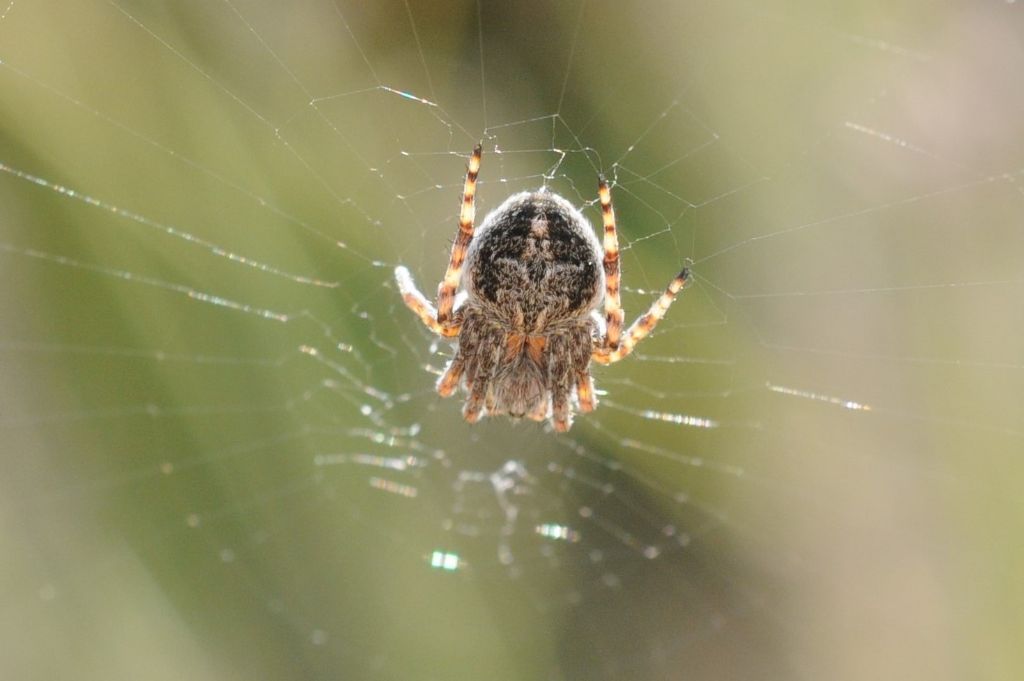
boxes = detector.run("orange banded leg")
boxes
[594,268,690,365]
[526,398,549,422]
[463,345,497,423]
[551,387,572,432]
[464,382,489,423]
[598,176,624,350]
[575,371,596,412]
[437,144,481,325]
[437,356,465,396]
[394,266,459,337]
[463,395,484,423]
[484,385,499,414]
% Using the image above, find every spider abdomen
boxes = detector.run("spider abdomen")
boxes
[465,191,604,325]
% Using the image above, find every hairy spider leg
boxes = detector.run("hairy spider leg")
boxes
[437,144,481,326]
[598,177,624,350]
[575,370,596,412]
[593,268,690,364]
[551,385,573,432]
[549,334,575,432]
[526,399,549,422]
[394,265,460,337]
[436,356,465,396]
[552,400,572,431]
[393,145,480,337]
[463,342,500,423]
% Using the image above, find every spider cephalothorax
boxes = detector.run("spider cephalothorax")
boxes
[395,145,689,431]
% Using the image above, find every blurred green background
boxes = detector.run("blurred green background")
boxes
[1,1,1022,680]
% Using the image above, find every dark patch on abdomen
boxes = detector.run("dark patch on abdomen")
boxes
[470,195,600,314]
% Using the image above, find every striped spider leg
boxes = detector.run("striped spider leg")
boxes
[394,143,482,354]
[591,177,690,366]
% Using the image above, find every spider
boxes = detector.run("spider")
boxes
[394,144,690,432]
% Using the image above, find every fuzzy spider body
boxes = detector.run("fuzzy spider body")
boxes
[395,145,689,432]
[456,191,604,423]
[466,191,604,320]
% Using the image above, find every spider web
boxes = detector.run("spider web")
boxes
[2,1,1022,680]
